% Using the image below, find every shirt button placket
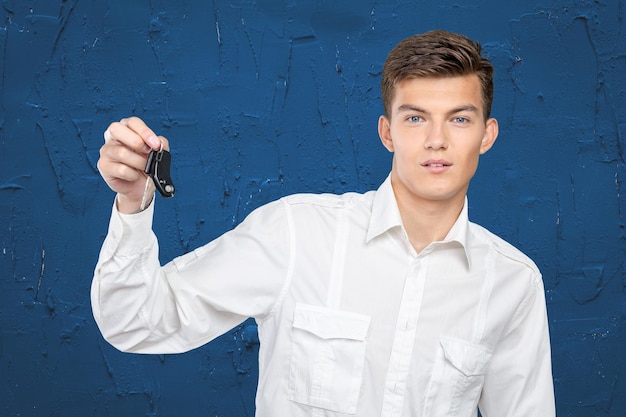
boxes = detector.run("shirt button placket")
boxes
[381,257,428,417]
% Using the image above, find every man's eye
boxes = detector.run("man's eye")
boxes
[453,117,468,123]
[408,116,422,123]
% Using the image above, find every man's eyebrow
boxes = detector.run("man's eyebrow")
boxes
[395,104,480,116]
[396,104,427,114]
[448,104,480,115]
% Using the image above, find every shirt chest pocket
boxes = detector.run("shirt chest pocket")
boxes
[288,303,371,415]
[423,336,493,417]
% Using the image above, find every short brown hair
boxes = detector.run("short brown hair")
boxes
[381,30,494,120]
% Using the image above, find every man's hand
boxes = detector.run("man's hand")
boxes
[98,117,170,214]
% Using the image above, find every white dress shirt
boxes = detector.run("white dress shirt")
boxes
[92,175,555,417]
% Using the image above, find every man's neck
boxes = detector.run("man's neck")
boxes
[395,193,465,254]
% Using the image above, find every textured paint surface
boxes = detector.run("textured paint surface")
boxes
[1,0,624,416]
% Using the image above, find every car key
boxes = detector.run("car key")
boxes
[144,147,176,198]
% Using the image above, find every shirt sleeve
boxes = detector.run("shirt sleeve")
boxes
[478,274,556,416]
[91,196,291,354]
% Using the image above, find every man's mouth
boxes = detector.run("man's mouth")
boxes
[422,160,451,167]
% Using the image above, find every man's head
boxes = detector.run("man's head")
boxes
[381,30,494,121]
[377,30,499,212]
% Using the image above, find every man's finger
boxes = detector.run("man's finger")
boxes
[104,128,113,143]
[105,122,149,154]
[101,142,150,172]
[121,117,162,150]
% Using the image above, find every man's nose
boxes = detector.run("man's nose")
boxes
[424,122,448,150]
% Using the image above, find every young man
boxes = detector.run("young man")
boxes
[93,30,555,416]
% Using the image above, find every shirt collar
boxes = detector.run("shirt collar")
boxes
[366,174,472,268]
[443,197,473,269]
[366,175,403,243]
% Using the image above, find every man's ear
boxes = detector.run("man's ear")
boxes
[480,118,499,155]
[378,115,394,152]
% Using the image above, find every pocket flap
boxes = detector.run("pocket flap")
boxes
[440,336,493,376]
[293,303,370,341]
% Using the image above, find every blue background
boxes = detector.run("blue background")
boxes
[1,0,625,416]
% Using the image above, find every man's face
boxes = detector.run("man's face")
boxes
[378,74,498,208]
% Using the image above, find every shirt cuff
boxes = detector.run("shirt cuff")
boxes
[106,195,156,257]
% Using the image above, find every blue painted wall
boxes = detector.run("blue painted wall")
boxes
[1,0,624,415]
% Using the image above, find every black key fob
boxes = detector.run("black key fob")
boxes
[144,149,175,198]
